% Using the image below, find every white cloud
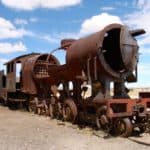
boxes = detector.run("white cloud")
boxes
[79,13,123,36]
[0,17,14,29]
[0,41,27,54]
[29,18,38,23]
[14,18,38,26]
[101,7,115,11]
[14,19,28,25]
[115,1,129,8]
[0,28,28,39]
[1,0,82,10]
[0,58,8,63]
[41,32,79,44]
[0,17,31,39]
[125,0,150,46]
[0,58,8,70]
[137,0,150,10]
[42,35,59,44]
[42,13,123,44]
[56,32,79,40]
[14,17,38,26]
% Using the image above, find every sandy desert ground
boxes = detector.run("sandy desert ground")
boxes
[0,105,150,150]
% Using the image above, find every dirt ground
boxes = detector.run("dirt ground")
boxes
[0,106,149,150]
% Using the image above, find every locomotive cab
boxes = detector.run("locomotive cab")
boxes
[0,53,40,104]
[4,53,40,92]
[5,60,22,92]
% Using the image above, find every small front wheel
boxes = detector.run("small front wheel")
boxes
[114,117,133,137]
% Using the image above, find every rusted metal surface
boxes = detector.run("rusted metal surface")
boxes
[0,88,7,103]
[22,55,40,94]
[0,23,149,137]
[114,117,133,137]
[0,70,5,89]
[22,54,60,95]
[65,24,143,80]
[62,99,78,123]
[5,53,40,92]
[61,39,76,50]
[139,92,150,98]
[105,98,150,118]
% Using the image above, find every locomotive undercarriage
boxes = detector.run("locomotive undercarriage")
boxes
[12,52,150,137]
[22,78,150,137]
[1,63,150,137]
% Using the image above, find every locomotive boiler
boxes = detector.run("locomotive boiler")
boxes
[0,23,150,137]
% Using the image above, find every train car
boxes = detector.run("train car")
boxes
[0,23,150,137]
[0,53,40,107]
[0,52,60,110]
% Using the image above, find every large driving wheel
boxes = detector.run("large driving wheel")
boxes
[62,99,78,123]
[114,117,133,137]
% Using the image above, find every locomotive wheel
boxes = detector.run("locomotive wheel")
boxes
[42,101,49,116]
[28,101,36,113]
[62,99,78,123]
[96,106,109,131]
[28,103,32,112]
[57,102,62,116]
[49,103,55,119]
[45,107,49,116]
[49,96,56,118]
[114,117,133,137]
[49,96,61,119]
[1,99,7,106]
[49,102,62,119]
[37,107,41,115]
[139,126,147,134]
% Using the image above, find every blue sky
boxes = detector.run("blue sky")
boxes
[0,0,150,87]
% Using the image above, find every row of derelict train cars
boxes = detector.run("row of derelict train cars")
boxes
[0,24,150,137]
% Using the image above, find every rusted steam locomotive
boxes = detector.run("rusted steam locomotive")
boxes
[0,23,150,137]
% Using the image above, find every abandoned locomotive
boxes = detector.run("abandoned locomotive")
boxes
[0,23,150,137]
